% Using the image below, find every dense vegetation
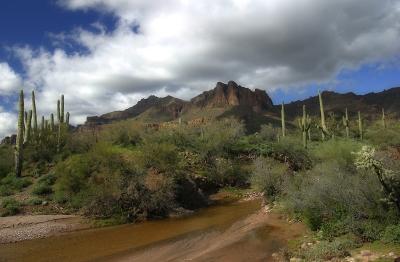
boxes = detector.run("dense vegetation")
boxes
[0,90,399,260]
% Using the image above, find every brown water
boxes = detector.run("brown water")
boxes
[0,199,305,262]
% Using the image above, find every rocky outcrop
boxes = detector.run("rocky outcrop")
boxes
[191,81,273,112]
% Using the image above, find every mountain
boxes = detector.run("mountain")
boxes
[191,81,273,111]
[85,95,189,126]
[279,87,400,120]
[84,81,274,127]
[83,82,400,132]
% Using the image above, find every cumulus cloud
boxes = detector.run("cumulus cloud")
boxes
[0,0,400,138]
[0,63,22,95]
[0,106,17,138]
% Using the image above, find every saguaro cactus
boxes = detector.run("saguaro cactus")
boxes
[66,112,70,126]
[342,108,350,139]
[318,90,329,140]
[57,100,61,123]
[298,105,312,149]
[41,116,45,132]
[358,111,363,140]
[15,90,24,177]
[50,113,55,132]
[32,91,38,134]
[60,95,64,123]
[382,108,387,129]
[24,110,32,144]
[281,102,286,137]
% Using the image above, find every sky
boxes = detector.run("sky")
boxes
[1,0,400,138]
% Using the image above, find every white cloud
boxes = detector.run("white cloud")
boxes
[0,63,22,95]
[0,0,399,134]
[0,107,17,138]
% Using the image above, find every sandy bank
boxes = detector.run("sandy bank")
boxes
[0,215,90,243]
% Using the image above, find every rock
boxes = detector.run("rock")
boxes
[289,258,303,262]
[191,81,273,111]
[41,201,48,206]
[360,250,372,256]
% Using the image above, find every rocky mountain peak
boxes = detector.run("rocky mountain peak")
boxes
[191,81,273,112]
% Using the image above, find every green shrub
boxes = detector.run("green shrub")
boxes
[267,137,312,171]
[311,139,362,170]
[0,146,13,179]
[27,197,43,206]
[282,161,388,232]
[0,174,32,194]
[1,198,21,216]
[382,224,400,244]
[32,173,56,196]
[300,235,358,261]
[251,157,288,201]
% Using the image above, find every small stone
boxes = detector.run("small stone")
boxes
[41,201,48,206]
[289,258,302,262]
[388,252,395,257]
[361,250,372,257]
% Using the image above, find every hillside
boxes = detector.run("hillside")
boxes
[83,82,400,133]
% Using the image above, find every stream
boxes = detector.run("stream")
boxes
[0,199,305,262]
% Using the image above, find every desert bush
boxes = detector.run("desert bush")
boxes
[311,139,362,170]
[300,235,358,261]
[259,124,279,142]
[267,137,312,171]
[101,121,142,147]
[0,146,13,179]
[32,173,56,196]
[0,197,21,216]
[381,224,400,244]
[282,161,388,232]
[0,174,32,195]
[251,157,288,201]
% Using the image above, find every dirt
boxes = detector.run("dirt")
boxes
[0,215,90,244]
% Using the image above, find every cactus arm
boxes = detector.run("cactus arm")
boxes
[358,111,363,140]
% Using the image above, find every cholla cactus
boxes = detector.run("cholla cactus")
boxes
[354,146,400,212]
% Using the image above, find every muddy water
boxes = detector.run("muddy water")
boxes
[0,199,305,262]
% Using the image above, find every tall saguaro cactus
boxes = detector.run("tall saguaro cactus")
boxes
[15,90,24,177]
[298,105,312,149]
[382,108,387,129]
[24,110,32,144]
[50,113,55,132]
[66,112,70,126]
[32,91,38,135]
[57,100,61,123]
[342,108,350,139]
[60,95,64,123]
[281,102,286,138]
[358,111,363,140]
[318,90,329,140]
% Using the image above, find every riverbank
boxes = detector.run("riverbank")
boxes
[0,214,90,244]
[0,195,308,262]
